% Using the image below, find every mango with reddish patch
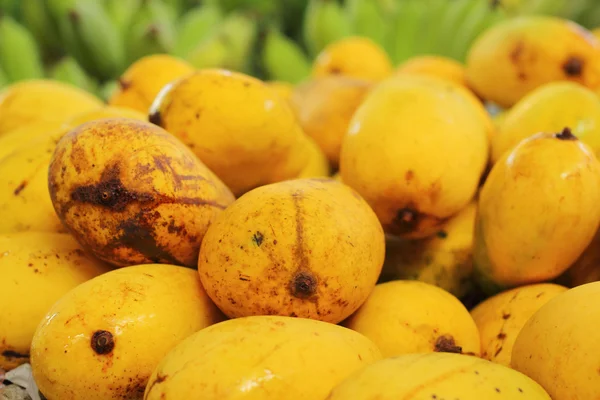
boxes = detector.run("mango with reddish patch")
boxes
[197,178,385,324]
[48,118,234,268]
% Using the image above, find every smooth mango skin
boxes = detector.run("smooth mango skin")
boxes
[560,227,600,287]
[312,36,393,82]
[0,79,103,136]
[108,54,195,113]
[512,282,600,400]
[492,81,600,164]
[149,69,308,196]
[296,134,331,178]
[470,283,568,367]
[474,131,600,291]
[466,16,600,108]
[0,232,111,370]
[326,352,552,400]
[0,119,64,161]
[48,118,235,268]
[31,264,225,400]
[144,315,382,400]
[342,280,481,358]
[379,201,477,299]
[339,75,489,239]
[198,178,385,324]
[61,106,148,131]
[396,55,468,88]
[267,80,294,102]
[290,76,372,167]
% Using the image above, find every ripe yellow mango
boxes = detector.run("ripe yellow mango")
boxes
[470,283,568,367]
[512,282,600,400]
[61,106,148,131]
[267,80,294,102]
[343,280,481,357]
[144,315,382,400]
[560,227,600,287]
[466,16,600,108]
[48,118,235,268]
[198,178,385,324]
[296,134,330,178]
[396,55,468,88]
[0,232,111,370]
[0,120,64,161]
[327,352,552,400]
[31,264,225,400]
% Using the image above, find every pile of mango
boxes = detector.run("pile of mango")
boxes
[2,14,600,400]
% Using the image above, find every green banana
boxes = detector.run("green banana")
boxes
[47,0,86,64]
[261,27,311,84]
[0,66,8,89]
[49,56,99,94]
[345,0,388,48]
[173,2,224,58]
[0,16,45,83]
[303,0,352,57]
[185,33,230,70]
[126,0,177,65]
[433,0,479,59]
[105,0,143,42]
[98,79,119,103]
[20,0,63,59]
[573,1,600,29]
[413,0,448,56]
[0,0,20,19]
[389,0,428,64]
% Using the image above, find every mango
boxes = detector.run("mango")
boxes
[61,106,148,131]
[267,80,294,102]
[198,178,385,324]
[48,118,235,268]
[396,55,468,88]
[512,282,600,400]
[144,315,382,400]
[339,75,489,239]
[466,16,600,108]
[0,120,64,161]
[327,352,552,400]
[0,232,111,370]
[560,227,600,287]
[296,134,330,178]
[491,81,600,163]
[312,36,393,81]
[470,283,568,367]
[342,280,481,357]
[474,128,600,291]
[30,264,225,400]
[148,69,308,196]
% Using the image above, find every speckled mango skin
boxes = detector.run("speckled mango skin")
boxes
[144,315,382,400]
[149,69,308,196]
[197,178,385,324]
[48,118,235,268]
[0,232,111,370]
[30,264,225,400]
[326,353,552,400]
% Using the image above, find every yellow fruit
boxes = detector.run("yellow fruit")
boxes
[290,76,372,166]
[312,36,393,81]
[491,81,600,163]
[396,55,468,87]
[493,110,508,132]
[108,54,195,113]
[466,16,600,108]
[474,129,600,291]
[48,118,235,268]
[198,178,385,324]
[327,352,552,400]
[296,134,331,178]
[0,79,103,136]
[331,172,342,181]
[512,281,600,400]
[560,227,600,287]
[379,201,477,298]
[267,80,295,102]
[343,280,481,357]
[61,105,148,131]
[30,264,225,400]
[0,232,111,370]
[144,315,382,400]
[340,75,489,239]
[593,27,600,40]
[149,69,308,196]
[470,283,568,367]
[0,119,64,161]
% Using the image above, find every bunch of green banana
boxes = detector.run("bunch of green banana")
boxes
[261,27,311,83]
[345,0,389,48]
[20,0,62,60]
[173,2,224,59]
[49,56,99,94]
[0,15,44,83]
[303,0,351,57]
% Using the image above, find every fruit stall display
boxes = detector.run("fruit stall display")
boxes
[2,0,600,399]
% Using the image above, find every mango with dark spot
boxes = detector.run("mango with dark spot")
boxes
[0,232,110,371]
[48,118,235,268]
[197,178,385,324]
[144,315,382,400]
[342,280,481,358]
[326,352,552,399]
[466,16,600,108]
[30,264,226,400]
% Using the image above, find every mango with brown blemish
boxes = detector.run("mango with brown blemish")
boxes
[30,264,225,400]
[342,280,481,358]
[48,118,235,268]
[466,16,600,108]
[474,129,600,293]
[339,75,489,239]
[148,69,309,196]
[108,54,195,113]
[197,178,385,324]
[290,76,372,167]
[0,232,111,370]
[61,105,148,131]
[0,79,103,136]
[311,36,393,81]
[396,55,468,88]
